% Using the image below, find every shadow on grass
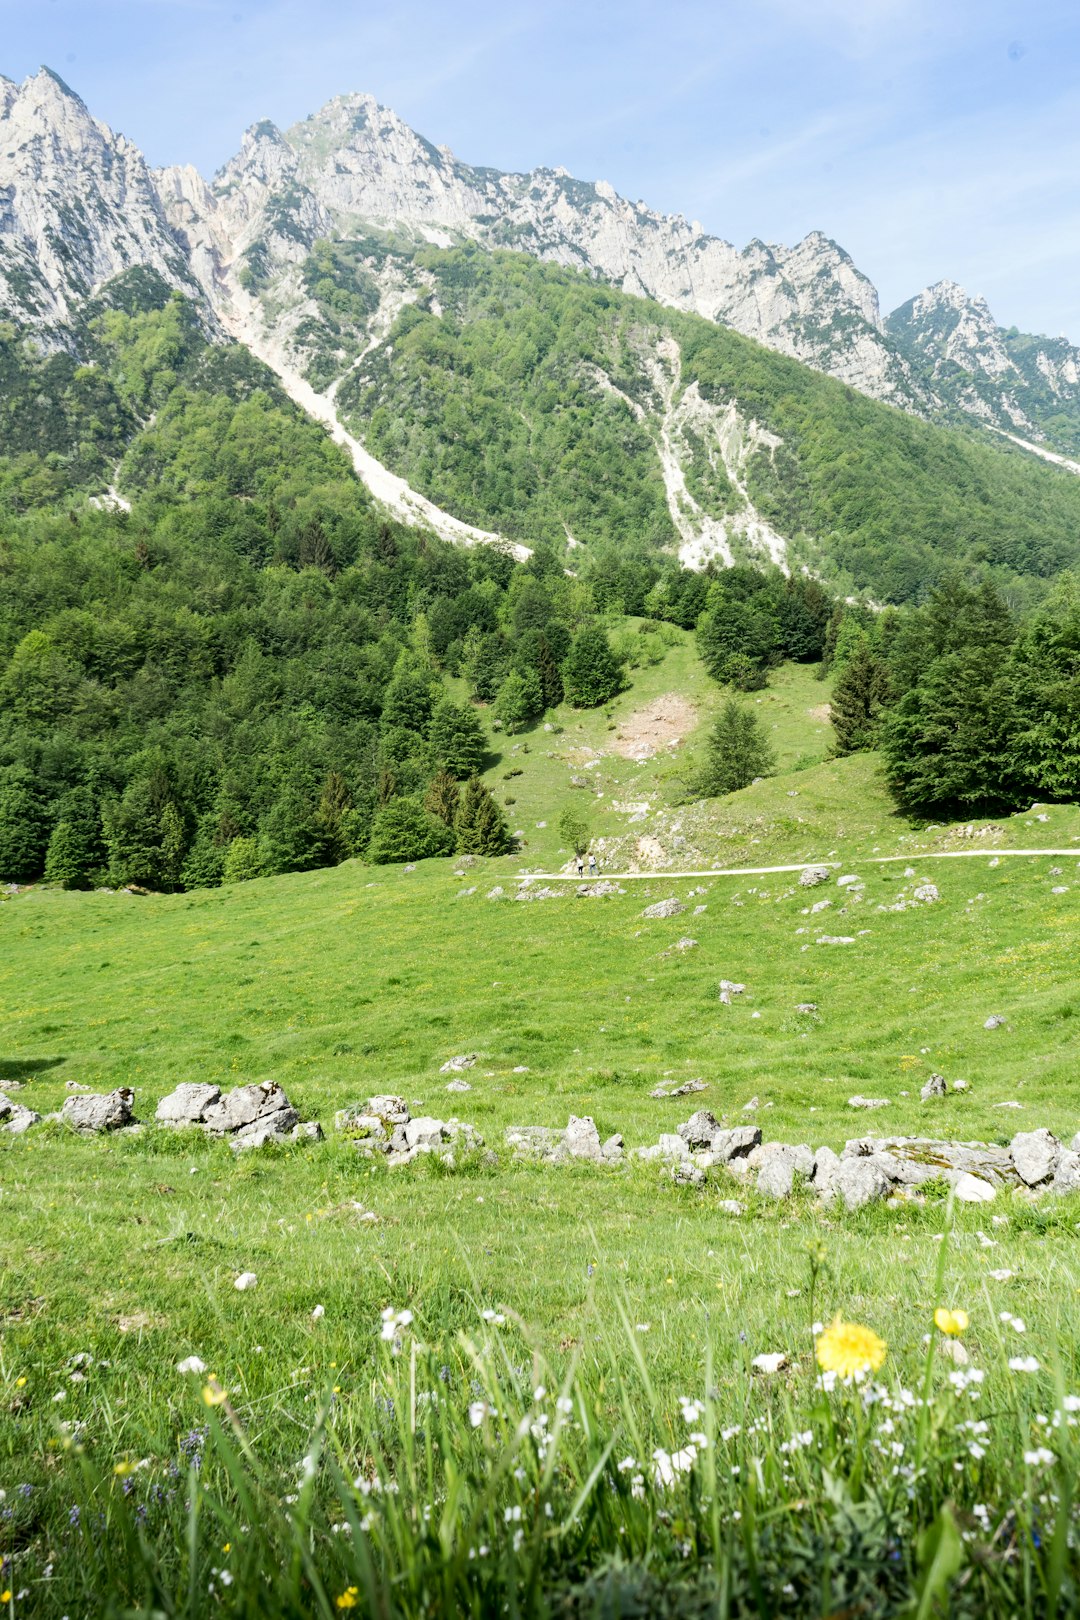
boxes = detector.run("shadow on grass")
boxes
[0,1056,66,1082]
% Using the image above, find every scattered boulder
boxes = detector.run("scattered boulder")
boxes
[676,1109,721,1150]
[795,1003,818,1015]
[799,865,831,887]
[205,1082,300,1144]
[446,1078,472,1093]
[756,1145,811,1199]
[718,979,746,1005]
[817,935,857,946]
[506,1116,619,1164]
[1010,1129,1060,1187]
[641,898,684,920]
[708,1126,761,1163]
[920,1074,948,1101]
[954,1173,997,1204]
[984,1015,1005,1030]
[340,1094,482,1164]
[155,1083,223,1126]
[650,1078,707,1099]
[0,1090,41,1134]
[822,1157,890,1211]
[848,1096,890,1110]
[913,883,940,903]
[440,1054,478,1073]
[1052,1152,1080,1195]
[60,1088,136,1134]
[837,874,862,888]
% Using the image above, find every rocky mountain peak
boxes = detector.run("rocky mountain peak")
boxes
[0,66,198,334]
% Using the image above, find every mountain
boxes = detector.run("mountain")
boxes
[155,90,923,411]
[0,68,202,339]
[5,69,1080,602]
[887,280,1080,461]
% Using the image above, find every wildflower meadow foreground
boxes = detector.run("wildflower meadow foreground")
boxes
[4,1202,1080,1618]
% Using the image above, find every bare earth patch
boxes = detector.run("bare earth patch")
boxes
[808,703,832,723]
[610,693,699,761]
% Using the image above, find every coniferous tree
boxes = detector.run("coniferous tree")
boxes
[0,769,49,882]
[455,777,511,855]
[315,770,353,864]
[425,769,461,828]
[693,697,777,797]
[494,668,542,732]
[831,643,887,755]
[562,626,624,707]
[429,696,487,777]
[368,797,455,863]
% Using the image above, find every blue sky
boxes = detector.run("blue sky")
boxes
[3,0,1079,337]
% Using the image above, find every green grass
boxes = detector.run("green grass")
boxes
[6,677,1080,1613]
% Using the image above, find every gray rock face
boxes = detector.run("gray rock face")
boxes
[1010,1128,1060,1187]
[920,1074,948,1101]
[156,1083,222,1125]
[641,898,684,920]
[0,70,205,336]
[60,1088,136,1133]
[755,1145,814,1199]
[954,1172,997,1204]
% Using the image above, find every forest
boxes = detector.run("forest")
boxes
[2,272,1080,891]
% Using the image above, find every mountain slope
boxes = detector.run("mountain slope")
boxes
[888,280,1080,457]
[157,90,923,411]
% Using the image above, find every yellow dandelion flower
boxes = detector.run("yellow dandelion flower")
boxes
[1,1591,10,1604]
[934,1307,969,1336]
[336,1588,359,1610]
[15,1377,26,1388]
[113,1460,136,1478]
[202,1378,228,1407]
[222,1543,231,1554]
[815,1315,887,1379]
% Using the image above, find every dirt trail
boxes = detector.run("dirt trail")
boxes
[531,850,1080,880]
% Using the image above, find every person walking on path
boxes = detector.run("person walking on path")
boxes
[588,853,598,877]
[576,853,585,878]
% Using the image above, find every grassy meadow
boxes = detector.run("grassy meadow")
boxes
[5,651,1080,1614]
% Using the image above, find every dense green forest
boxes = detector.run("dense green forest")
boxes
[330,244,1080,603]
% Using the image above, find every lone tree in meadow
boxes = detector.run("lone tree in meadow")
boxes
[557,807,590,857]
[455,777,511,856]
[694,696,777,797]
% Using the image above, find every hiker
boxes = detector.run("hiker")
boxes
[576,853,585,878]
[588,853,598,877]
